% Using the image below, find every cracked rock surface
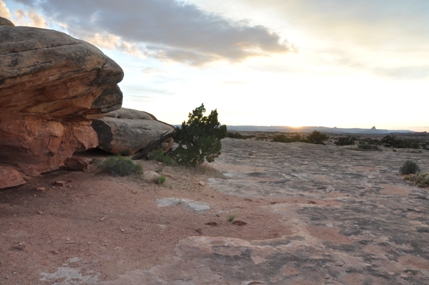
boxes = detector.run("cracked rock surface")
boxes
[104,138,429,284]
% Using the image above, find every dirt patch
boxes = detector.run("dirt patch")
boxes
[380,185,411,196]
[0,158,291,284]
[307,226,353,244]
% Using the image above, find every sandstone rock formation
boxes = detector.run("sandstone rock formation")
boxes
[92,108,175,155]
[0,17,14,26]
[0,17,124,188]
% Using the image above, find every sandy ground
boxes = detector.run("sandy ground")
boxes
[0,153,291,284]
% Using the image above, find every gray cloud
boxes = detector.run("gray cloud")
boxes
[14,0,291,65]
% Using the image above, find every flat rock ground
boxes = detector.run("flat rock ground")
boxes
[1,137,429,284]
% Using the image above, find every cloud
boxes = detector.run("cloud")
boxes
[0,0,11,19]
[239,0,429,80]
[84,33,144,58]
[12,0,291,65]
[13,9,46,28]
[372,65,429,80]
[141,67,163,75]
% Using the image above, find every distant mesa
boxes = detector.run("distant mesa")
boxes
[227,125,414,134]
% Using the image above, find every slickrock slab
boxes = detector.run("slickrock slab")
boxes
[103,138,429,284]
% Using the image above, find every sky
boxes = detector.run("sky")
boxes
[1,0,428,131]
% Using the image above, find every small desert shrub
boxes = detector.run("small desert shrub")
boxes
[335,136,357,146]
[381,135,420,149]
[153,175,166,185]
[399,160,420,175]
[147,149,175,165]
[228,214,236,222]
[272,133,302,143]
[404,172,429,188]
[290,133,303,142]
[227,132,246,139]
[273,134,290,143]
[97,155,143,176]
[305,131,328,145]
[357,144,380,151]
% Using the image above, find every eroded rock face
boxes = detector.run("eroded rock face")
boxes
[93,108,175,155]
[0,166,26,189]
[0,19,124,187]
[0,17,14,26]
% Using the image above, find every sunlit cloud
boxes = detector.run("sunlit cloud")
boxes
[12,0,292,65]
[230,0,429,78]
[141,67,163,75]
[13,8,46,28]
[84,33,144,58]
[0,0,11,19]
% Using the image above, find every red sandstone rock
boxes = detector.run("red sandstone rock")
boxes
[63,157,91,171]
[0,17,124,188]
[0,17,14,26]
[0,166,26,188]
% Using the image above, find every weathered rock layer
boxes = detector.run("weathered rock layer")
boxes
[0,18,124,187]
[93,108,175,155]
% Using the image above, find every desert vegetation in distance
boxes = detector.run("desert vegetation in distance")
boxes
[272,131,328,145]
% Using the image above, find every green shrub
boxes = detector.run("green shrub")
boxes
[305,131,328,145]
[153,175,166,185]
[404,172,429,187]
[172,104,227,167]
[399,160,420,175]
[381,135,420,149]
[273,134,290,142]
[273,131,328,145]
[335,136,357,146]
[227,132,246,139]
[97,155,143,176]
[290,133,303,142]
[147,149,175,165]
[228,214,236,222]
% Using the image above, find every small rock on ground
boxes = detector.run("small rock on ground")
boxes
[156,198,210,212]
